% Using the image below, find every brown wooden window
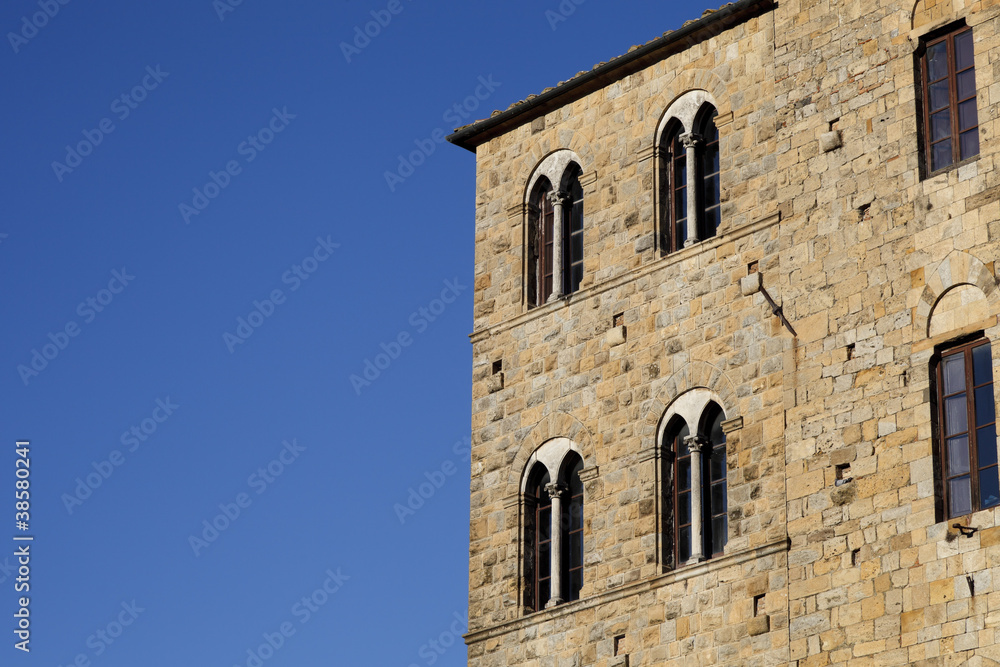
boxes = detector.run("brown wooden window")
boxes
[563,167,584,297]
[660,122,688,254]
[703,403,728,557]
[697,109,721,242]
[920,25,979,174]
[663,401,728,567]
[527,165,584,308]
[523,451,585,613]
[527,179,555,307]
[524,464,552,612]
[935,338,998,518]
[562,453,584,602]
[669,419,694,564]
[658,105,720,255]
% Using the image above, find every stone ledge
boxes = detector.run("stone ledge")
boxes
[469,210,782,343]
[463,536,790,645]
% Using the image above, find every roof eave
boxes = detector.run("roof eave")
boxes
[446,0,774,153]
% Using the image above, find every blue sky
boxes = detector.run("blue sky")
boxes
[1,1,719,665]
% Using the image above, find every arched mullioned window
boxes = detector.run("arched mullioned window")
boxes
[526,153,585,308]
[657,95,722,255]
[662,398,728,567]
[522,442,585,613]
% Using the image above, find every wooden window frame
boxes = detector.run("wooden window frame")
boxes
[935,337,999,519]
[660,123,688,255]
[919,23,980,175]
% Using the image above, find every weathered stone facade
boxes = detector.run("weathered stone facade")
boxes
[448,0,1000,664]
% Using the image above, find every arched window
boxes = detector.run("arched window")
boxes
[658,99,721,255]
[522,442,585,613]
[526,156,585,308]
[934,336,999,518]
[662,400,728,566]
[524,464,552,611]
[563,165,585,297]
[702,403,728,557]
[561,452,584,602]
[659,122,688,253]
[528,179,555,307]
[697,108,721,243]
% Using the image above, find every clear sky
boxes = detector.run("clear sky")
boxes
[1,1,720,665]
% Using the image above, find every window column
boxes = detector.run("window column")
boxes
[547,191,571,301]
[684,434,708,563]
[679,133,702,246]
[544,482,567,606]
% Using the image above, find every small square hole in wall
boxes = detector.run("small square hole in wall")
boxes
[613,313,624,327]
[614,635,626,656]
[846,343,855,360]
[753,594,765,616]
[748,260,759,274]
[492,360,502,375]
[858,202,872,221]
[851,549,860,566]
[836,463,851,481]
[829,118,840,132]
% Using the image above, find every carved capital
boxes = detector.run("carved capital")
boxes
[547,190,572,206]
[679,132,702,150]
[684,434,709,454]
[544,482,568,499]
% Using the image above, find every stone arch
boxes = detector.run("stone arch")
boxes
[910,0,963,32]
[642,360,739,448]
[506,411,596,499]
[915,250,1000,338]
[513,129,598,208]
[524,149,585,203]
[656,89,720,140]
[642,68,731,150]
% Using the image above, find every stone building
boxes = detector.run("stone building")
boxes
[447,0,1000,664]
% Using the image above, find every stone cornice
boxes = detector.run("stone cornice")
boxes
[469,210,782,343]
[462,537,791,645]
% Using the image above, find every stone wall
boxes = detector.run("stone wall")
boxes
[458,0,1000,665]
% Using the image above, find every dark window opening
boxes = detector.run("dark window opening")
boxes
[935,337,998,519]
[919,24,979,174]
